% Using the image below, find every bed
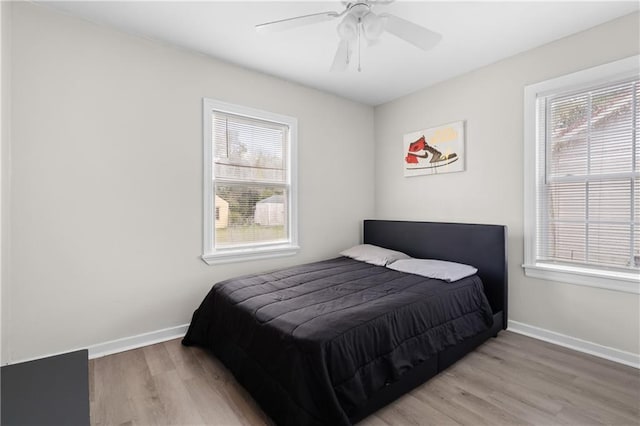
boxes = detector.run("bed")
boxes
[183,220,508,425]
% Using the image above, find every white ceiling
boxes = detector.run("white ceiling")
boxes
[41,1,639,106]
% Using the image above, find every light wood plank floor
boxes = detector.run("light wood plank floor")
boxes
[90,331,640,425]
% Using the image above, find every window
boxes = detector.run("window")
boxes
[524,56,639,293]
[202,98,298,264]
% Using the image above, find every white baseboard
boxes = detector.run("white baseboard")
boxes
[5,324,189,365]
[88,324,189,359]
[507,320,639,369]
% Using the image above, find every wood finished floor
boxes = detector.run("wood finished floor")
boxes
[89,331,640,425]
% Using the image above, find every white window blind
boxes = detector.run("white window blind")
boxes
[536,78,639,272]
[213,112,288,247]
[202,98,298,264]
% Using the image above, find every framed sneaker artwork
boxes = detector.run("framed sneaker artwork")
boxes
[403,121,465,177]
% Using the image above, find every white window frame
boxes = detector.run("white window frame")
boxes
[202,98,299,265]
[523,55,640,294]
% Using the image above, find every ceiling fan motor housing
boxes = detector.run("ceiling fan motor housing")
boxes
[339,2,385,42]
[348,2,372,19]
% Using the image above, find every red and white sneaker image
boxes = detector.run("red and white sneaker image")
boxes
[405,136,458,167]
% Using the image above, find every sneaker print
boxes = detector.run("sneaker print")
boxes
[405,135,458,168]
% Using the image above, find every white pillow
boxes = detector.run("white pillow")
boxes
[387,258,478,282]
[340,244,410,266]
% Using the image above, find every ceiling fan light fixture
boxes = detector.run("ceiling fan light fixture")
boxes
[362,12,384,41]
[337,13,358,41]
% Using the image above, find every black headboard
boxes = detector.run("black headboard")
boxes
[364,220,508,329]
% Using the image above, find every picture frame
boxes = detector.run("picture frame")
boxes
[403,121,465,177]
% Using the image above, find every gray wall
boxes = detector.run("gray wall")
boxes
[374,13,640,355]
[0,1,6,366]
[4,2,375,362]
[1,0,12,366]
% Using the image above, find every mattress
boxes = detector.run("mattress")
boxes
[183,257,494,425]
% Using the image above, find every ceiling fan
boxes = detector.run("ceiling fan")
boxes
[255,1,442,72]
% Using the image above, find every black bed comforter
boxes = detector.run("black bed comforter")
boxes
[183,257,493,425]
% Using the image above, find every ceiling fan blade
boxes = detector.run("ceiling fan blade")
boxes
[256,11,340,33]
[379,13,441,51]
[330,39,350,72]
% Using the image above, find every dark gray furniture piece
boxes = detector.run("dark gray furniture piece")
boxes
[1,349,90,426]
[184,220,508,425]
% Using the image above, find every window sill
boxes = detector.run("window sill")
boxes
[202,244,300,265]
[523,263,639,294]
